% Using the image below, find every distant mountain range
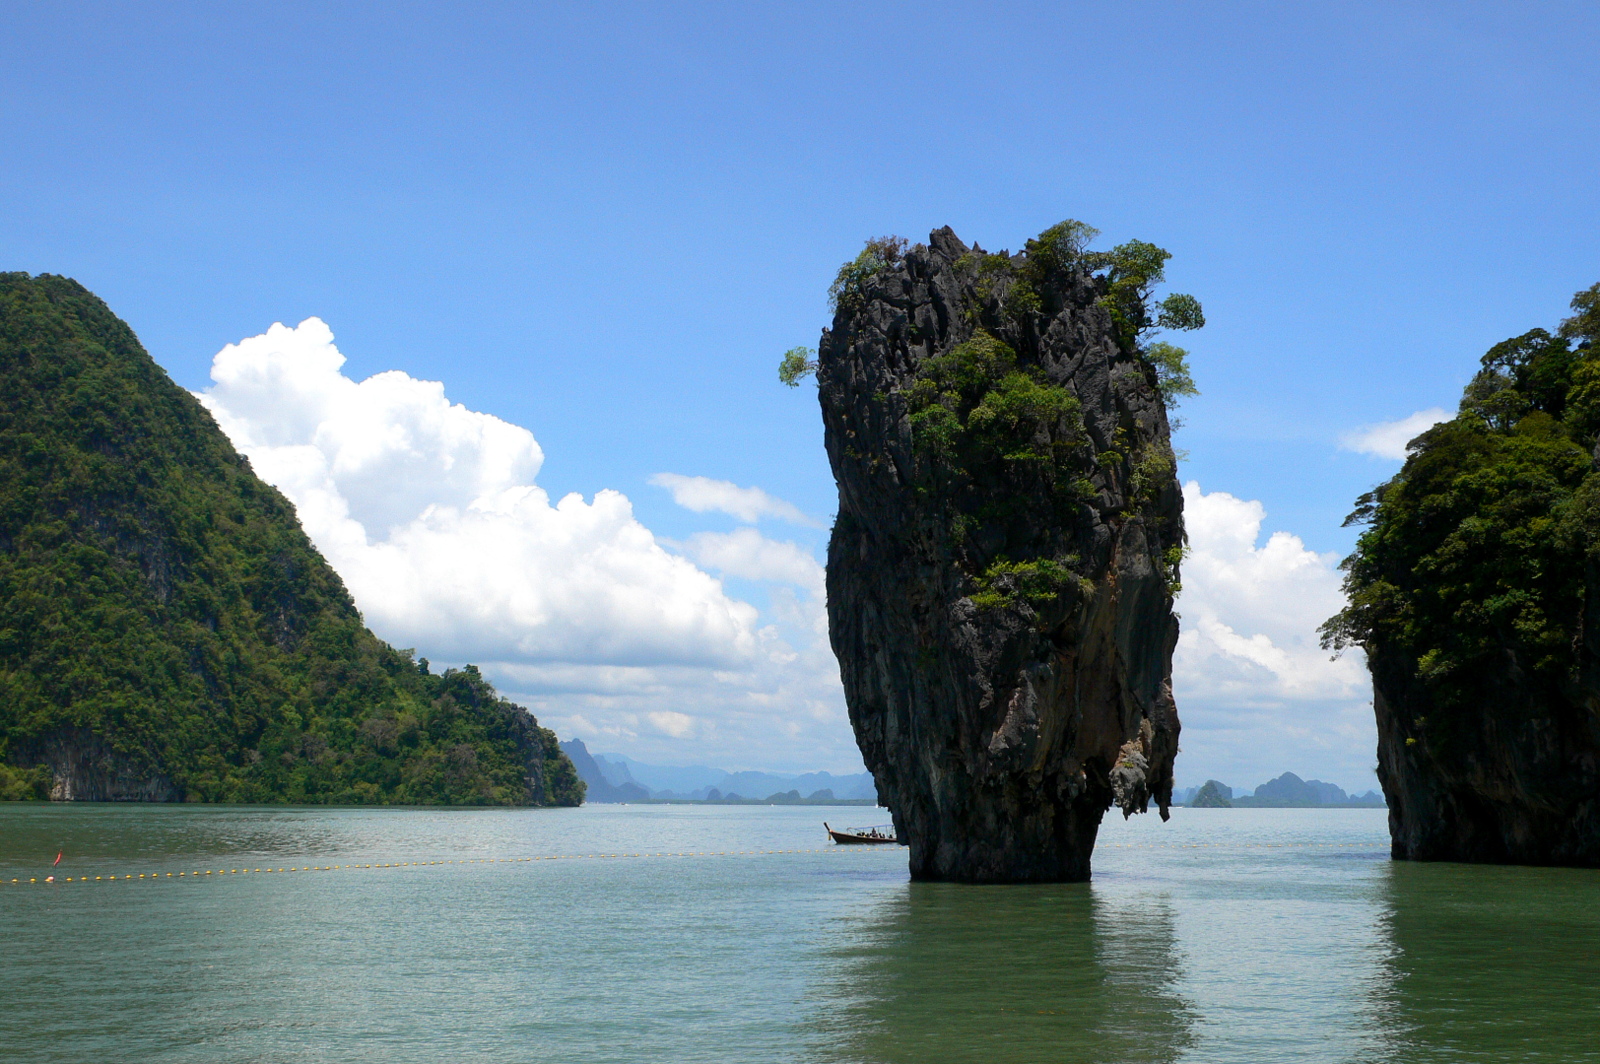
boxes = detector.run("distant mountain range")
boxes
[1173,772,1385,808]
[560,740,880,804]
[562,743,1384,811]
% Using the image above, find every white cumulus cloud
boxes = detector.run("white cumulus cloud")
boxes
[198,318,759,668]
[1172,481,1376,791]
[1339,407,1450,460]
[197,318,858,772]
[648,711,696,738]
[649,472,822,527]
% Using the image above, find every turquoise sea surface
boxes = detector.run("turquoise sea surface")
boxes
[1,803,1596,1063]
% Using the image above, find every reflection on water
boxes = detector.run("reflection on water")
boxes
[1372,861,1600,1063]
[7,804,1599,1063]
[811,881,1194,1064]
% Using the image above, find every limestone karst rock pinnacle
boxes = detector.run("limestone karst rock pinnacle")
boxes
[817,226,1187,882]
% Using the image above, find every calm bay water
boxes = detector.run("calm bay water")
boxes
[1,803,1596,1063]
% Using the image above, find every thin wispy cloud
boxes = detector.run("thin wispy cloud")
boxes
[650,473,823,527]
[680,528,826,594]
[1339,408,1450,460]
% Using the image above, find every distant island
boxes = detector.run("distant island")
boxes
[0,273,583,806]
[561,739,879,805]
[1172,773,1385,808]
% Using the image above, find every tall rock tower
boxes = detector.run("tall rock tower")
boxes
[816,225,1192,882]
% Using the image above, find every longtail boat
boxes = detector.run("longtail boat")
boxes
[824,822,902,845]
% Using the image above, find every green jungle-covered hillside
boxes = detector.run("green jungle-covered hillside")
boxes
[0,273,583,806]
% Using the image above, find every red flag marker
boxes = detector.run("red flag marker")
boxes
[53,852,62,867]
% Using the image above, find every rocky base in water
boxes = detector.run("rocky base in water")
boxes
[1373,677,1600,865]
[817,225,1190,882]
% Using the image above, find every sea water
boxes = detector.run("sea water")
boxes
[1,803,1595,1063]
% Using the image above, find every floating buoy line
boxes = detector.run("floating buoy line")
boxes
[1103,841,1388,849]
[2,847,877,886]
[3,839,1387,886]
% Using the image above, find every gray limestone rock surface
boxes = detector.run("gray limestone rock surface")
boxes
[817,227,1184,883]
[1372,644,1600,865]
[18,727,179,802]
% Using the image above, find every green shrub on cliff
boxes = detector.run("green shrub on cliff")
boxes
[828,236,908,312]
[907,331,1084,467]
[1322,284,1600,739]
[0,272,584,806]
[968,558,1091,611]
[784,222,1203,410]
[778,345,817,387]
[923,224,1199,609]
[1019,221,1204,398]
[904,330,1094,584]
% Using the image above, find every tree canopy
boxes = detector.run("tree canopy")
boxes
[1323,283,1600,732]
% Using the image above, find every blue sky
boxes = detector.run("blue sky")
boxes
[5,1,1598,789]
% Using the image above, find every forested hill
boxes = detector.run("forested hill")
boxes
[0,273,583,806]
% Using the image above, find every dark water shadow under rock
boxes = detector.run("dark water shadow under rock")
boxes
[806,880,1195,1063]
[1370,860,1600,1063]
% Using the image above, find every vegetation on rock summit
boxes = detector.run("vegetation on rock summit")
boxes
[784,220,1202,611]
[1323,283,1600,749]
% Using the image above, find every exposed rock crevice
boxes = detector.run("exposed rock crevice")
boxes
[818,227,1184,882]
[19,727,181,802]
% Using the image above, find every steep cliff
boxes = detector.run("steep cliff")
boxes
[1324,284,1600,865]
[814,224,1197,882]
[559,738,652,802]
[0,273,584,806]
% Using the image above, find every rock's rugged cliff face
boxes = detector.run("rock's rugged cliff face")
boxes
[18,728,180,801]
[1326,284,1600,866]
[1365,506,1600,863]
[817,227,1186,882]
[1371,659,1600,865]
